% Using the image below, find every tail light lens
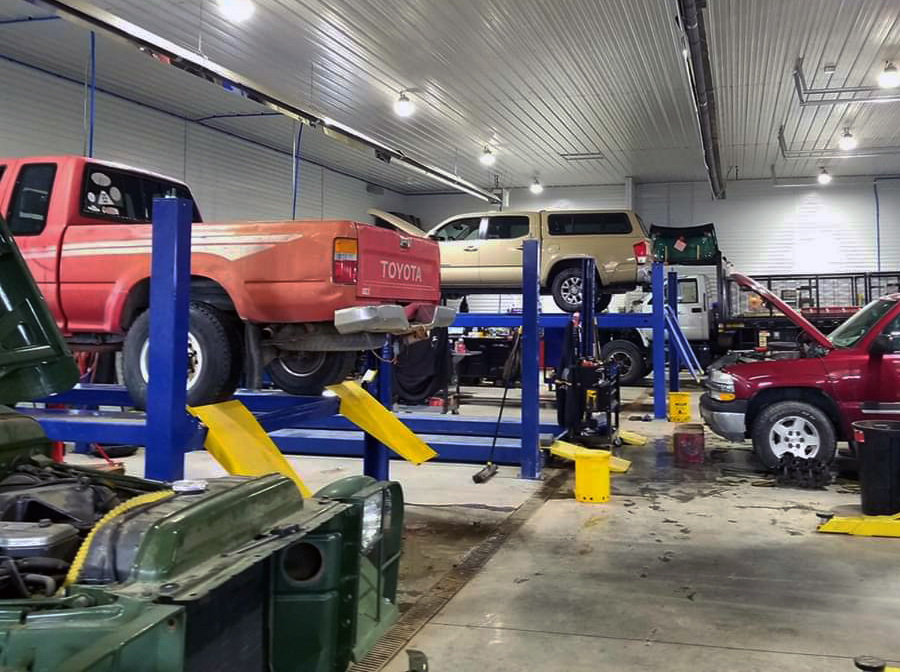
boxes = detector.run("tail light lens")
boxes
[633,240,649,264]
[333,238,358,284]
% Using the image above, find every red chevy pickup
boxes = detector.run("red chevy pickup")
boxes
[0,155,452,406]
[701,273,900,467]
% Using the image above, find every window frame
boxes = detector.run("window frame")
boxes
[483,215,531,241]
[6,162,58,237]
[431,216,483,242]
[79,164,200,224]
[879,312,900,353]
[546,211,633,236]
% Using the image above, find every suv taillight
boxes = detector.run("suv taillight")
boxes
[633,240,649,265]
[333,238,358,284]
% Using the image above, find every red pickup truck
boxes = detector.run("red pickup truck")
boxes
[701,273,900,467]
[0,155,452,406]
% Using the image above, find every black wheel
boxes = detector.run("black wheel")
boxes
[122,302,240,409]
[751,401,836,469]
[550,266,611,313]
[267,351,357,395]
[600,340,646,386]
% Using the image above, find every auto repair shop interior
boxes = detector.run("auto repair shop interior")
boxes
[0,0,899,670]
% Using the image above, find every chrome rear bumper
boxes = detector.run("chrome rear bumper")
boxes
[334,304,456,335]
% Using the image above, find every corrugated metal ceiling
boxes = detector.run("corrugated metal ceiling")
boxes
[2,0,899,192]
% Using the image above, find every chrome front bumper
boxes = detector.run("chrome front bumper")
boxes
[699,393,747,443]
[334,304,456,335]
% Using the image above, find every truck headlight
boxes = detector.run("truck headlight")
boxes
[361,491,384,554]
[707,369,736,401]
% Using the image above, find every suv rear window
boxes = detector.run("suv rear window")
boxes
[81,165,201,223]
[7,163,56,236]
[547,212,632,236]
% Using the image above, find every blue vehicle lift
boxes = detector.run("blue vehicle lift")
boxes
[17,200,557,481]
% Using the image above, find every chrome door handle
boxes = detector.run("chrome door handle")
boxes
[464,246,479,252]
[515,244,524,250]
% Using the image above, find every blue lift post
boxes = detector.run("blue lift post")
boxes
[580,257,595,358]
[520,239,541,480]
[363,338,393,481]
[144,198,198,481]
[650,263,667,419]
[668,270,680,393]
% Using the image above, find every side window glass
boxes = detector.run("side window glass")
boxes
[485,216,530,240]
[881,315,900,353]
[7,164,56,236]
[434,217,482,241]
[548,212,632,235]
[679,279,699,303]
[83,168,143,220]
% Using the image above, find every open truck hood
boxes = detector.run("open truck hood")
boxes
[730,272,833,349]
[368,209,428,238]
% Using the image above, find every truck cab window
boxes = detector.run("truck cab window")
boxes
[679,279,699,303]
[485,216,530,239]
[81,166,201,223]
[7,164,56,236]
[432,217,481,241]
[880,314,900,353]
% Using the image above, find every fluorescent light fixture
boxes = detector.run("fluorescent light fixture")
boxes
[529,179,543,194]
[479,146,496,166]
[394,92,415,117]
[878,62,900,89]
[838,128,857,151]
[817,167,832,185]
[218,0,254,22]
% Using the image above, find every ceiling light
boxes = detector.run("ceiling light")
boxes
[218,0,254,22]
[479,146,496,166]
[817,167,832,185]
[878,62,900,89]
[838,128,857,151]
[393,92,415,117]
[529,179,543,194]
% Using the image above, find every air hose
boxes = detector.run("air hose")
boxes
[60,489,175,593]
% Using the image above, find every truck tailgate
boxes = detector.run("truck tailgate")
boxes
[356,224,440,302]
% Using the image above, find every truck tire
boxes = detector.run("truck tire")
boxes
[122,302,239,409]
[550,267,612,313]
[267,351,357,395]
[750,400,836,469]
[600,340,646,386]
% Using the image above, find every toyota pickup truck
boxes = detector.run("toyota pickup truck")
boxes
[701,273,900,468]
[0,155,452,406]
[426,209,652,312]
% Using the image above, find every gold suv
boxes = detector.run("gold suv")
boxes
[427,209,652,312]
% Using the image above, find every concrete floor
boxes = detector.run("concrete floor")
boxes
[66,382,900,670]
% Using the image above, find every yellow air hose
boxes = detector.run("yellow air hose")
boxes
[60,489,175,592]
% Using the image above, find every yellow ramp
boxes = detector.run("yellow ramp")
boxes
[817,512,900,538]
[328,381,437,465]
[188,400,311,497]
[550,440,631,473]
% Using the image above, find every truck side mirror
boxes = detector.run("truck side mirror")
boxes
[869,334,891,357]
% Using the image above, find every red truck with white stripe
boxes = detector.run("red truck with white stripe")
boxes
[0,155,452,406]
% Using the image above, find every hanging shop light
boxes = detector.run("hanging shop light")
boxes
[837,128,857,151]
[393,92,415,117]
[479,146,496,166]
[878,62,900,89]
[529,178,544,194]
[817,167,832,185]
[218,0,255,22]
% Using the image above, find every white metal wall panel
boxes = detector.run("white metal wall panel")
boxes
[322,171,405,222]
[93,95,185,180]
[635,179,878,275]
[877,180,900,271]
[0,59,83,156]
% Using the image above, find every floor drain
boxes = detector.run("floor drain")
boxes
[350,469,568,672]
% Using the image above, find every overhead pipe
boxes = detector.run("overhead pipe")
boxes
[792,57,900,106]
[676,0,726,199]
[36,0,500,203]
[777,125,900,160]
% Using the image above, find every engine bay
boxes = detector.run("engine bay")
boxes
[0,461,161,598]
